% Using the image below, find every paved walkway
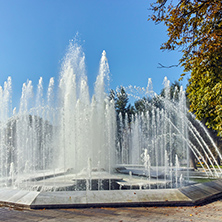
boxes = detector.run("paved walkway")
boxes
[1,199,222,222]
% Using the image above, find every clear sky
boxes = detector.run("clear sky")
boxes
[0,0,188,107]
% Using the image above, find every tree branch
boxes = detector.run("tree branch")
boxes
[157,63,180,68]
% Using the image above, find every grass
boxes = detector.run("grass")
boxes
[190,178,216,183]
[196,164,222,169]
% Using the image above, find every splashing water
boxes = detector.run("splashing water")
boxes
[0,41,221,191]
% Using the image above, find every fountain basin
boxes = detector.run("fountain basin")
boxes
[0,179,222,209]
[1,179,222,209]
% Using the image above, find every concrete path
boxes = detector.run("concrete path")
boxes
[1,198,222,222]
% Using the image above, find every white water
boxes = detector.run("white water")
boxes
[0,41,221,190]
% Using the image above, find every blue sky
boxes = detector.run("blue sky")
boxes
[0,0,188,107]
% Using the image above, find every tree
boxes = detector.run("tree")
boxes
[109,87,134,162]
[160,81,181,101]
[110,86,135,121]
[115,86,129,117]
[134,98,149,113]
[108,89,116,102]
[187,50,222,136]
[149,0,222,136]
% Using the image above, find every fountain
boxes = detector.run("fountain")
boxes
[0,41,222,208]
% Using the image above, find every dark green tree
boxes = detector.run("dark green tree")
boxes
[160,81,181,101]
[115,86,129,119]
[109,86,135,121]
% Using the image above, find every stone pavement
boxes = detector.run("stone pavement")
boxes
[1,198,222,222]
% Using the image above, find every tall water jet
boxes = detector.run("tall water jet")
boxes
[58,43,116,176]
[0,77,12,183]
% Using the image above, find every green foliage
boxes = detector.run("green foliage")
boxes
[109,86,135,121]
[115,86,129,117]
[149,0,222,136]
[160,81,181,101]
[134,97,149,113]
[187,50,222,136]
[108,89,116,102]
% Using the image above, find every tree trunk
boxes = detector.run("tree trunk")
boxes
[189,149,197,169]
